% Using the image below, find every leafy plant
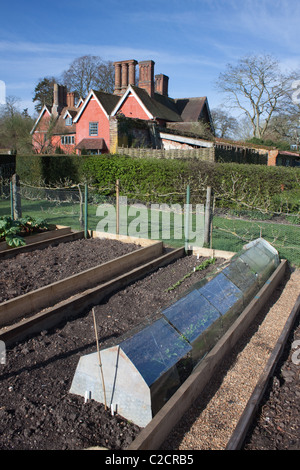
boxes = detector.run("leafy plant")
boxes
[0,215,49,248]
[166,258,216,292]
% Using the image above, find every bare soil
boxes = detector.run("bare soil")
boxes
[243,313,300,450]
[0,238,224,450]
[1,238,298,451]
[0,238,140,303]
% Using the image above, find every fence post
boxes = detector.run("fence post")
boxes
[84,183,88,238]
[184,184,190,252]
[11,174,22,220]
[204,186,212,246]
[116,179,120,235]
[10,180,13,219]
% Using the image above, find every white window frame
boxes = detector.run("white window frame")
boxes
[61,136,75,145]
[89,121,98,136]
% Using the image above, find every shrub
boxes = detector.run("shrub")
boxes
[15,154,300,211]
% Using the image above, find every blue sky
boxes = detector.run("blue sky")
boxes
[1,0,300,116]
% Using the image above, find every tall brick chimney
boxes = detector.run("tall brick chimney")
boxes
[52,83,67,116]
[66,92,75,108]
[113,60,137,96]
[155,74,169,96]
[138,60,155,98]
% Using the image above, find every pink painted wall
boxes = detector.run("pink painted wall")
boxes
[76,96,110,150]
[118,93,151,120]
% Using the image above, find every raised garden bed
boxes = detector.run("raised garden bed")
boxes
[0,253,224,450]
[0,237,142,304]
[0,225,84,260]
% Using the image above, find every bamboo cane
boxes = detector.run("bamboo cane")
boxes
[92,308,107,410]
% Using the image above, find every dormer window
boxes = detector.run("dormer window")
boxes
[65,116,72,126]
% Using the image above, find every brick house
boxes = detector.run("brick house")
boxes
[31,84,82,153]
[31,59,214,154]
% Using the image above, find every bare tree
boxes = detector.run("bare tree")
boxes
[263,113,300,145]
[211,108,238,139]
[0,96,34,154]
[215,54,296,139]
[61,55,114,98]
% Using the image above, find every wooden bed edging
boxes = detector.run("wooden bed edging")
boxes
[0,246,185,347]
[0,241,164,328]
[0,225,87,259]
[127,259,287,451]
[226,291,300,450]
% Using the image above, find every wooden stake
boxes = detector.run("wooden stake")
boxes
[92,308,107,410]
[116,179,119,235]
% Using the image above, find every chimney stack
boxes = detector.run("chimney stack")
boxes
[67,92,75,108]
[138,60,155,98]
[155,74,169,96]
[52,83,67,116]
[113,60,137,95]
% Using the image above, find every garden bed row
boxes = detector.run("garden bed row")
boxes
[1,232,296,451]
[0,238,225,450]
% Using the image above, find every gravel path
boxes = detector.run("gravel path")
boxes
[162,268,300,450]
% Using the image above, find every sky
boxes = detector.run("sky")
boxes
[1,0,300,117]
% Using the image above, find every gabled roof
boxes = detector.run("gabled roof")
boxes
[174,97,209,122]
[111,85,183,122]
[63,109,78,120]
[30,105,51,134]
[52,106,77,135]
[76,97,84,108]
[74,89,120,122]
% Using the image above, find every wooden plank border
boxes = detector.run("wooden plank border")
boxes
[0,241,164,328]
[0,246,185,347]
[0,230,84,260]
[0,226,72,253]
[127,259,287,450]
[226,292,300,450]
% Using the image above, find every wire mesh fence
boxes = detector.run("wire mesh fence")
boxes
[1,177,299,265]
[211,206,300,266]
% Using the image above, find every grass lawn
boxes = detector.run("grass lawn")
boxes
[1,195,299,265]
[212,215,300,266]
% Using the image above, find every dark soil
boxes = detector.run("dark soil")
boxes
[0,239,224,450]
[243,315,300,450]
[0,238,140,303]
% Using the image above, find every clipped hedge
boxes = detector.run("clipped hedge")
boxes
[16,154,84,185]
[15,154,300,210]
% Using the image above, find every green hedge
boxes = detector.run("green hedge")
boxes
[16,154,300,210]
[16,155,84,185]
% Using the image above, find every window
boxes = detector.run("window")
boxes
[89,122,98,136]
[61,136,75,145]
[65,116,72,126]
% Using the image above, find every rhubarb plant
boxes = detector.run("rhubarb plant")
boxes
[0,216,49,248]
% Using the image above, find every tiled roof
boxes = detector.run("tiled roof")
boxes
[130,86,183,122]
[75,138,106,150]
[93,90,120,115]
[52,106,77,135]
[128,87,208,124]
[174,97,207,122]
